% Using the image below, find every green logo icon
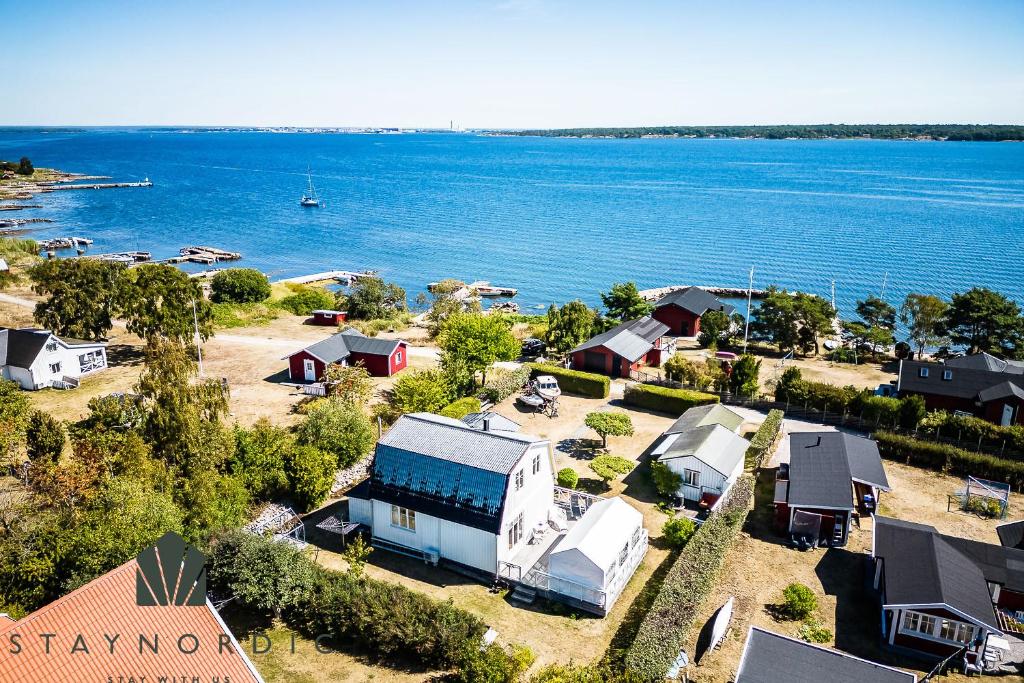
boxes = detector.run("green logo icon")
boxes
[136,531,207,606]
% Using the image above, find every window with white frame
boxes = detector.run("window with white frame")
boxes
[515,469,524,490]
[942,369,953,381]
[45,341,58,352]
[939,619,975,644]
[919,367,930,378]
[901,611,937,638]
[48,362,61,375]
[395,351,402,364]
[507,512,523,549]
[684,469,700,487]
[532,454,541,474]
[390,505,416,531]
[618,541,629,566]
[631,527,642,548]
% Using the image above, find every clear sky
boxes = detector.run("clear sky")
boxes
[4,0,1023,128]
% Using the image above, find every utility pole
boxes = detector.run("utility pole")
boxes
[192,299,204,377]
[743,266,754,355]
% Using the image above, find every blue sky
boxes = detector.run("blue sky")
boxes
[3,0,1023,127]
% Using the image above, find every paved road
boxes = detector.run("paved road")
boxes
[0,291,440,359]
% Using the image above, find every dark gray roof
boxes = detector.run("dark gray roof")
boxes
[664,403,745,435]
[378,413,541,475]
[653,287,736,317]
[787,432,888,509]
[899,357,1024,402]
[0,328,49,369]
[570,316,669,362]
[461,412,521,433]
[292,329,401,363]
[942,535,1024,594]
[873,517,1000,631]
[736,627,917,683]
[997,521,1024,550]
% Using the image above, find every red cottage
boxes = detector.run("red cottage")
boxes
[284,328,407,380]
[897,353,1024,426]
[569,316,670,378]
[651,287,735,337]
[311,309,348,326]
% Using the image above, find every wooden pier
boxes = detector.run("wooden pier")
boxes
[275,270,375,286]
[428,279,518,300]
[38,237,93,250]
[161,246,242,266]
[42,179,153,191]
[0,217,54,229]
[0,204,42,211]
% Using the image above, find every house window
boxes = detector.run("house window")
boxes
[507,512,523,549]
[390,505,416,531]
[618,541,629,566]
[631,527,642,548]
[939,619,974,644]
[515,469,524,490]
[45,341,58,352]
[395,351,403,364]
[532,454,541,475]
[48,362,61,375]
[684,469,700,487]
[901,611,937,637]
[942,370,953,381]
[919,367,929,378]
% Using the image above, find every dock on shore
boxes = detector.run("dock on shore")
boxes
[639,284,767,302]
[0,217,54,229]
[428,279,518,300]
[42,179,153,191]
[275,270,375,286]
[159,246,242,266]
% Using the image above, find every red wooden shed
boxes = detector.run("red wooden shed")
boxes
[311,309,348,326]
[651,287,735,337]
[284,329,407,380]
[569,316,670,378]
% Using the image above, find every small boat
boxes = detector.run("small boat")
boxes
[823,340,838,351]
[517,393,545,409]
[300,168,323,207]
[533,375,561,401]
[694,596,734,664]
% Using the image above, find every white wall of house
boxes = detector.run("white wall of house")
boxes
[349,497,372,526]
[664,455,728,502]
[6,336,107,390]
[496,442,555,567]
[368,499,498,572]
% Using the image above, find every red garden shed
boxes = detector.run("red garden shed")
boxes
[284,328,407,380]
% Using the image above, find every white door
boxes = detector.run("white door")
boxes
[303,359,316,381]
[1002,404,1014,427]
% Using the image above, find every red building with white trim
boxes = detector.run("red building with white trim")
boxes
[651,287,735,337]
[569,316,670,378]
[284,328,407,380]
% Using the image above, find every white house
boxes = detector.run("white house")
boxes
[0,327,108,390]
[348,412,648,615]
[653,421,749,510]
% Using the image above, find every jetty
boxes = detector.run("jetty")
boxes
[0,217,54,229]
[161,246,242,266]
[85,251,152,265]
[0,204,42,211]
[275,270,375,286]
[42,179,153,191]
[38,237,93,250]
[639,284,768,302]
[428,280,518,300]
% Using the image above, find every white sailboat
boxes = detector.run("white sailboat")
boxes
[300,168,323,207]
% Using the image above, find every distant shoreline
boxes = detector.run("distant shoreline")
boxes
[504,124,1024,142]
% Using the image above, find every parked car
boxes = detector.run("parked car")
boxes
[521,338,546,357]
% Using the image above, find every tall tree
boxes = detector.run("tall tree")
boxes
[29,259,124,340]
[697,310,730,348]
[347,276,407,320]
[846,295,897,359]
[115,264,213,342]
[899,293,948,358]
[940,287,1022,356]
[600,281,651,322]
[729,355,761,395]
[751,287,833,355]
[436,312,519,385]
[0,379,31,466]
[855,295,896,330]
[544,300,596,353]
[25,411,65,465]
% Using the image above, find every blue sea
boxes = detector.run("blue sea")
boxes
[1,129,1021,317]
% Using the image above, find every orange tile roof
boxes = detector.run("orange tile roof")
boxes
[0,559,263,683]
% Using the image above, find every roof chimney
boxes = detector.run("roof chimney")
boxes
[482,414,492,432]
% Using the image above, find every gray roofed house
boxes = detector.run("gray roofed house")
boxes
[0,327,108,391]
[997,520,1024,550]
[898,354,1024,426]
[871,516,1010,668]
[735,626,918,683]
[653,423,749,509]
[300,328,402,363]
[284,327,407,379]
[653,286,736,317]
[571,316,669,363]
[461,411,521,433]
[664,403,746,435]
[777,432,890,546]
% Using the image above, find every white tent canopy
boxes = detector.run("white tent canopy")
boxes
[548,497,643,590]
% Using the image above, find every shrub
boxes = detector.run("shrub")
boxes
[624,476,754,679]
[208,530,316,617]
[589,455,635,483]
[899,394,927,429]
[210,268,271,304]
[391,369,453,415]
[483,366,531,403]
[661,516,696,549]
[780,583,817,620]
[746,409,783,469]
[798,618,832,644]
[556,468,579,489]
[284,444,336,511]
[25,411,65,464]
[623,383,718,415]
[278,285,336,316]
[584,412,634,448]
[649,461,682,498]
[918,411,1024,454]
[231,419,292,500]
[874,431,1024,490]
[525,363,609,399]
[451,643,535,683]
[439,397,482,420]
[295,398,375,468]
[860,395,902,427]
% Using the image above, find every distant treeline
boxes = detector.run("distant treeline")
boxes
[508,124,1024,141]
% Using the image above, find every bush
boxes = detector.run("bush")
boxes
[624,476,754,679]
[556,468,579,489]
[525,363,609,399]
[25,411,65,464]
[284,444,336,511]
[798,618,832,644]
[391,369,454,415]
[623,383,718,415]
[899,394,927,429]
[483,366,531,403]
[295,398,375,469]
[208,530,316,616]
[650,461,682,498]
[439,397,482,420]
[584,412,634,448]
[781,583,817,620]
[918,411,1024,454]
[874,431,1024,490]
[746,409,783,469]
[231,419,292,500]
[661,516,696,549]
[451,643,535,683]
[210,268,271,304]
[278,285,336,316]
[589,455,635,483]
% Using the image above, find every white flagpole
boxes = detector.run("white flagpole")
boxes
[743,266,754,355]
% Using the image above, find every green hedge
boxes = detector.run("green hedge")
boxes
[622,383,718,415]
[625,475,754,679]
[874,431,1024,490]
[482,366,531,403]
[919,411,1024,454]
[439,397,482,420]
[525,363,610,399]
[746,409,784,469]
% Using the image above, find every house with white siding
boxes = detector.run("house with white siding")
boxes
[348,413,648,615]
[0,327,107,390]
[652,416,749,512]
